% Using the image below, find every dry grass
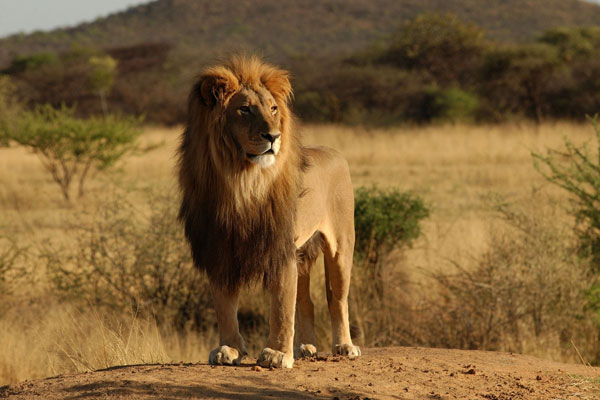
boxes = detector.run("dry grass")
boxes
[302,122,590,272]
[0,301,212,384]
[0,121,596,385]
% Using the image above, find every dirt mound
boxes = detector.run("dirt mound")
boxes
[1,347,598,399]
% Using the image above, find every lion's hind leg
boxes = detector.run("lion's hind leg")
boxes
[323,233,361,358]
[293,233,322,359]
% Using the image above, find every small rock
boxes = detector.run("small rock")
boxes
[251,366,263,372]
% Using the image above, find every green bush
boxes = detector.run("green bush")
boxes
[0,104,143,201]
[533,117,600,271]
[423,87,480,123]
[353,185,429,288]
[351,186,429,345]
[354,186,429,262]
[533,117,600,362]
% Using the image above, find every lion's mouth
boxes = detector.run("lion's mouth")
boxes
[247,149,275,158]
[246,148,277,168]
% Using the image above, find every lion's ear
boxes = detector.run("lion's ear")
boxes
[196,70,239,107]
[262,69,293,105]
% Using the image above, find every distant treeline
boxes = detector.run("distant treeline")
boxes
[2,42,185,125]
[3,14,600,125]
[296,14,600,124]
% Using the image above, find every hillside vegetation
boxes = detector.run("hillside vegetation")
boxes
[4,12,600,125]
[1,0,600,65]
[2,0,600,125]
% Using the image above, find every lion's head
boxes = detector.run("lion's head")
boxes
[186,55,296,173]
[178,55,304,291]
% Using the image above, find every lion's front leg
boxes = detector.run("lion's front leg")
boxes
[209,282,247,366]
[258,261,297,368]
[294,261,318,359]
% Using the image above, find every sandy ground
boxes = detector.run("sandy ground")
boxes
[1,347,598,400]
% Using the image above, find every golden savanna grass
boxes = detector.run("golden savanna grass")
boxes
[0,122,595,385]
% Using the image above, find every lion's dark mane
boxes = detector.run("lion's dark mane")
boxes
[177,56,307,293]
[178,150,304,292]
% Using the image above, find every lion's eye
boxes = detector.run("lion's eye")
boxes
[271,105,278,115]
[239,106,251,114]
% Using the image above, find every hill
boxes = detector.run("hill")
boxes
[1,0,600,66]
[2,0,600,125]
[1,347,598,399]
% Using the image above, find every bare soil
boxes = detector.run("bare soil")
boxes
[1,347,598,400]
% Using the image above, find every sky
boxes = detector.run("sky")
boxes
[0,0,153,38]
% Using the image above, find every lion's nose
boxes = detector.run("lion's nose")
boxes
[261,132,281,143]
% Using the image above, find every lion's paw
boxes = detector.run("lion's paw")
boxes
[294,344,317,359]
[209,345,244,366]
[333,343,361,358]
[257,347,294,368]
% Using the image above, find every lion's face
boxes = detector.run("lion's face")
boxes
[225,86,282,169]
[191,57,293,171]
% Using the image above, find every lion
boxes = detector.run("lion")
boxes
[177,55,360,368]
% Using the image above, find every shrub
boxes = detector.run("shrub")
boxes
[423,86,480,123]
[351,186,429,345]
[533,117,600,271]
[0,104,143,201]
[44,192,213,331]
[532,117,600,362]
[411,200,597,362]
[354,186,429,263]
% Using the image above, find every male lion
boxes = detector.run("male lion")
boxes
[178,55,360,368]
